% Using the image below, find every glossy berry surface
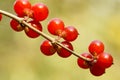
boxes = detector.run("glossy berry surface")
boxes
[31,3,49,21]
[24,20,42,38]
[77,53,93,69]
[0,14,2,21]
[10,19,24,32]
[47,18,65,35]
[40,40,56,56]
[88,40,104,56]
[90,64,105,76]
[61,26,79,41]
[57,41,73,58]
[95,52,113,68]
[14,0,31,17]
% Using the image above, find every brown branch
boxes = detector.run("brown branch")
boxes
[0,9,92,61]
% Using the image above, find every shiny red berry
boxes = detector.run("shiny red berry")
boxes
[47,18,65,35]
[88,40,104,56]
[24,20,42,38]
[10,19,24,32]
[90,64,105,76]
[0,14,2,21]
[40,40,56,56]
[57,41,73,58]
[31,3,49,21]
[77,52,93,69]
[95,52,113,68]
[61,26,79,41]
[14,0,31,17]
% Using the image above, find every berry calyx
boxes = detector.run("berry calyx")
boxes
[61,26,79,41]
[31,3,49,21]
[57,41,73,58]
[40,40,56,56]
[95,52,113,68]
[0,14,2,21]
[88,40,104,56]
[14,0,31,17]
[24,20,42,38]
[10,19,24,32]
[77,52,93,69]
[47,18,65,35]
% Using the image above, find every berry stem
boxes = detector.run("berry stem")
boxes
[0,9,92,61]
[0,10,23,22]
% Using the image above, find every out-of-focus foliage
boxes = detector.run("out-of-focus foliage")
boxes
[0,0,120,80]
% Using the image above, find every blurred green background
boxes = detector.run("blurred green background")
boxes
[0,0,120,80]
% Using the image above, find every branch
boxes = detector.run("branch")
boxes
[0,9,92,61]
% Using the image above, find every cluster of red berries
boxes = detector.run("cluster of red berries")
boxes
[40,40,74,58]
[40,17,79,58]
[47,18,79,41]
[10,0,49,38]
[40,18,79,58]
[0,0,114,77]
[11,0,79,58]
[77,40,113,76]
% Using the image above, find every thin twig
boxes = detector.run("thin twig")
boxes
[0,9,92,61]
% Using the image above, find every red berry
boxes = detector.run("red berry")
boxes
[24,20,42,38]
[40,40,56,56]
[0,14,1,20]
[88,40,104,56]
[47,18,65,35]
[10,19,24,32]
[57,41,73,58]
[31,3,49,21]
[14,0,31,17]
[95,52,113,68]
[90,64,105,76]
[77,52,93,69]
[61,26,79,41]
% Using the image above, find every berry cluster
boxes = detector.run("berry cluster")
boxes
[40,18,79,58]
[47,18,79,41]
[77,40,113,76]
[0,0,114,77]
[10,0,48,38]
[14,0,48,21]
[40,40,74,58]
[12,0,79,58]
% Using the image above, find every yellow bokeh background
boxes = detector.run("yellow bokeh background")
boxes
[0,0,120,80]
